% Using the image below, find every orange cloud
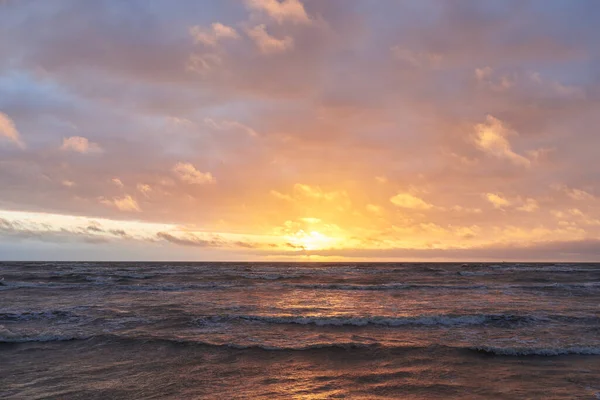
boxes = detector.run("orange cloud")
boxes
[485,193,511,209]
[473,116,530,167]
[189,23,239,46]
[172,162,216,185]
[61,136,103,154]
[204,118,258,137]
[246,24,293,54]
[517,198,539,212]
[390,193,433,210]
[186,53,222,74]
[391,46,442,68]
[137,183,152,197]
[101,195,141,212]
[245,0,310,24]
[111,178,124,188]
[0,112,25,148]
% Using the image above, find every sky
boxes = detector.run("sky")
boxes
[1,0,600,261]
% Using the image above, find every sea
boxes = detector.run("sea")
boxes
[1,262,600,399]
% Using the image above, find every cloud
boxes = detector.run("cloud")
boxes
[172,162,216,185]
[527,71,585,99]
[137,183,152,196]
[551,184,596,201]
[110,229,128,237]
[111,178,124,188]
[189,23,239,46]
[454,225,480,239]
[204,118,258,137]
[157,231,222,247]
[390,193,433,210]
[246,24,293,54]
[156,231,267,249]
[474,66,514,91]
[485,193,511,209]
[0,210,172,248]
[186,53,222,74]
[0,112,25,148]
[270,190,293,201]
[391,46,442,68]
[292,239,600,262]
[245,0,310,24]
[474,67,584,99]
[293,184,345,201]
[366,204,383,214]
[475,66,493,81]
[101,195,141,212]
[450,206,482,214]
[473,115,530,167]
[86,224,103,233]
[517,198,539,212]
[484,195,540,212]
[60,136,103,154]
[568,189,595,201]
[0,218,15,231]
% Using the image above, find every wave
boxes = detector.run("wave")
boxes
[516,282,600,290]
[286,281,600,292]
[5,307,596,327]
[0,331,384,350]
[115,283,239,291]
[236,273,302,280]
[0,310,79,322]
[5,279,598,293]
[195,313,541,327]
[4,332,600,357]
[284,283,488,291]
[0,333,90,343]
[457,271,491,276]
[189,341,381,351]
[488,265,600,273]
[0,281,238,292]
[0,281,86,291]
[470,345,600,356]
[286,283,411,291]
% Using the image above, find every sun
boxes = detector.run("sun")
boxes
[288,230,336,251]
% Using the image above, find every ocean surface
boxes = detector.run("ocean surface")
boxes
[1,262,600,399]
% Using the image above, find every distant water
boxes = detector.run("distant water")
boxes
[1,262,600,399]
